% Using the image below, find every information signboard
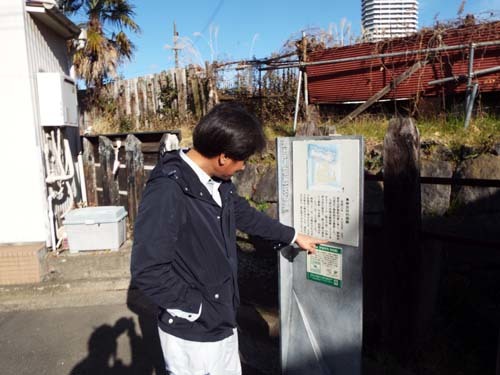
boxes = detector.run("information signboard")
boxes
[278,136,363,375]
[307,244,343,288]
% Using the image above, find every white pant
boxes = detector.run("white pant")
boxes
[158,327,242,375]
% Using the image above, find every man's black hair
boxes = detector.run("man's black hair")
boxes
[193,102,266,160]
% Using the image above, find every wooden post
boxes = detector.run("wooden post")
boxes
[99,136,120,206]
[168,70,177,113]
[496,329,500,375]
[125,134,144,226]
[382,117,421,359]
[198,70,207,116]
[189,66,202,119]
[338,60,428,126]
[175,68,187,118]
[205,61,218,111]
[82,138,98,206]
[125,79,132,116]
[132,77,140,128]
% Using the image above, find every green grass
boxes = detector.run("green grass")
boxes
[263,121,296,139]
[328,114,500,149]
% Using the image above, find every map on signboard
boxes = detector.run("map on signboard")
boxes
[307,144,341,191]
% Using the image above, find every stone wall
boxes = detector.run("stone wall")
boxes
[233,140,500,241]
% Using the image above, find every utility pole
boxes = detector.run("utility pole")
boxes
[173,22,180,68]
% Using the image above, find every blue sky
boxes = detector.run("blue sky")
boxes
[118,0,499,78]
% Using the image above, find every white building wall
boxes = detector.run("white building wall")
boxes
[362,0,419,41]
[0,0,49,243]
[25,12,71,75]
[25,8,78,223]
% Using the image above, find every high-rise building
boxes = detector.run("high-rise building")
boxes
[362,0,419,41]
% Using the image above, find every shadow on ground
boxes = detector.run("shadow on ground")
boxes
[69,287,165,375]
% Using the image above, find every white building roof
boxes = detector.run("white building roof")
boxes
[25,0,80,39]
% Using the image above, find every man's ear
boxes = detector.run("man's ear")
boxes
[218,153,228,166]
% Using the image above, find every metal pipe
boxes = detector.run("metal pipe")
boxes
[45,138,75,183]
[47,184,64,252]
[302,32,309,118]
[77,153,88,205]
[61,180,74,219]
[304,71,309,110]
[60,139,76,219]
[47,194,57,252]
[215,52,297,68]
[44,133,76,252]
[428,65,500,85]
[259,40,500,71]
[467,44,476,87]
[464,82,479,129]
[57,127,62,157]
[293,70,303,132]
[465,43,476,111]
[49,130,65,177]
[43,133,52,176]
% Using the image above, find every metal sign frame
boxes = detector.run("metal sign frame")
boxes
[277,136,364,375]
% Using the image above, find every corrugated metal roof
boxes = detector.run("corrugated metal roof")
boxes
[306,22,500,104]
[26,1,81,39]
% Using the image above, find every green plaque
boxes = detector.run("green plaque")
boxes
[307,244,343,288]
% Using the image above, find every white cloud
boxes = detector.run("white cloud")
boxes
[480,0,500,8]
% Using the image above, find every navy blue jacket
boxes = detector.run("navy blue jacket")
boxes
[131,150,295,342]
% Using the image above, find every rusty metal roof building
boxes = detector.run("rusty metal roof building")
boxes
[306,21,500,104]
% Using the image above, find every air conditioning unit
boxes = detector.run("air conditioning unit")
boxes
[37,72,78,127]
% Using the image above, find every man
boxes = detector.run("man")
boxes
[131,103,325,375]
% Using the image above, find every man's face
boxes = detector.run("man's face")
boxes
[214,155,246,180]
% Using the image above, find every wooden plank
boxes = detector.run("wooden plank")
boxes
[205,62,219,110]
[497,330,500,375]
[143,153,159,165]
[140,143,164,154]
[132,77,140,128]
[82,138,98,206]
[141,78,148,118]
[117,147,127,197]
[382,117,421,359]
[125,134,144,225]
[125,79,131,116]
[175,68,187,118]
[168,70,177,112]
[199,74,207,116]
[338,60,428,126]
[99,136,120,206]
[189,67,202,119]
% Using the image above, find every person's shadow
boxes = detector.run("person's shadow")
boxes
[69,317,139,375]
[69,287,166,375]
[126,285,167,375]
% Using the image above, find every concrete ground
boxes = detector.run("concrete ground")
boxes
[0,301,163,375]
[0,243,274,375]
[0,242,409,375]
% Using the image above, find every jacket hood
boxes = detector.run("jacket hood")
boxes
[148,149,184,182]
[149,149,232,205]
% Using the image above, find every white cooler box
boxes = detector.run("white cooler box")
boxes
[64,206,127,253]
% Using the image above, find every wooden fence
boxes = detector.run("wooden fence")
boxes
[79,63,301,132]
[80,65,218,130]
[363,117,500,368]
[82,131,180,226]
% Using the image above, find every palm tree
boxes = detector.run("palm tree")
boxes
[61,0,140,97]
[58,0,83,14]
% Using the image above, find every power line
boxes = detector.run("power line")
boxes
[193,0,224,47]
